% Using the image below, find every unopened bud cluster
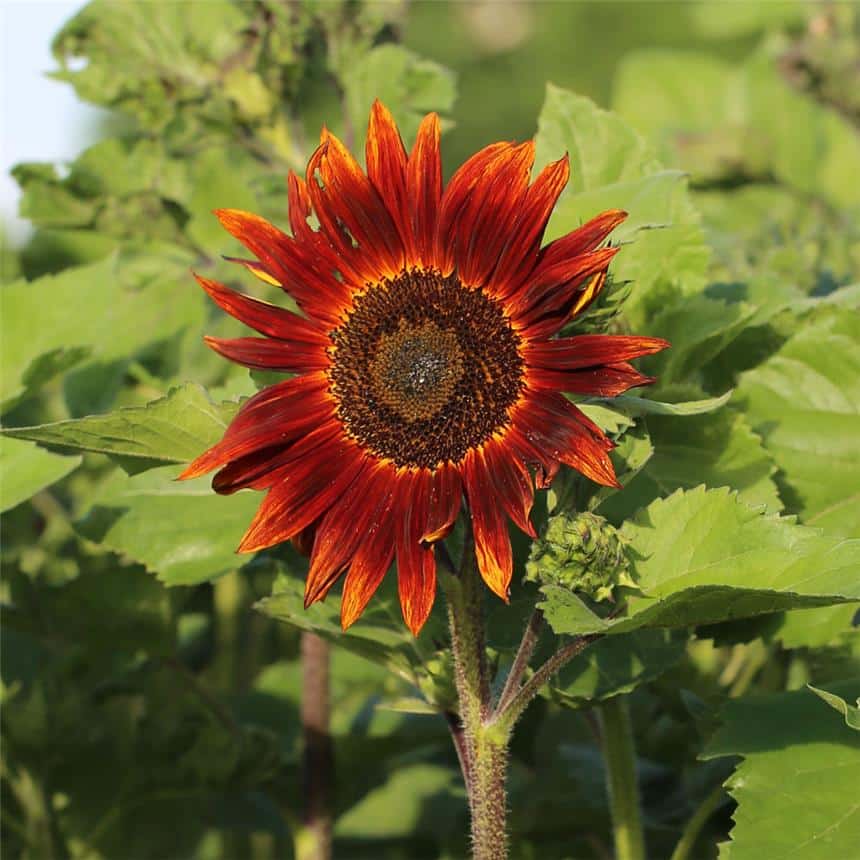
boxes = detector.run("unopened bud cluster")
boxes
[525,511,634,603]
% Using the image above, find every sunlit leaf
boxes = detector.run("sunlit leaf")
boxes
[0,437,81,513]
[4,384,239,474]
[541,486,860,636]
[704,683,860,859]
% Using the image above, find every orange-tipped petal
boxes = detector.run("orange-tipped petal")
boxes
[406,112,442,267]
[396,469,438,635]
[491,153,571,299]
[422,462,462,543]
[463,449,513,601]
[194,274,328,343]
[366,100,414,259]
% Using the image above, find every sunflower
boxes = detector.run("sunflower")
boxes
[181,100,668,635]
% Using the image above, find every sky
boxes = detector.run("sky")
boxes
[1,0,103,246]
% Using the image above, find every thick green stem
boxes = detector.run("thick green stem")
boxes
[440,539,509,860]
[469,731,509,860]
[599,697,645,860]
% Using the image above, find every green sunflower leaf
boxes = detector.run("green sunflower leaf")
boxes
[76,466,259,586]
[703,682,860,859]
[736,309,860,537]
[598,409,781,523]
[3,384,239,475]
[0,251,204,414]
[540,486,860,637]
[0,437,81,514]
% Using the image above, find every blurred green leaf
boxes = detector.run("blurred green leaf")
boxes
[535,86,710,328]
[535,84,660,190]
[613,51,749,184]
[0,437,81,513]
[53,0,259,125]
[258,573,450,706]
[703,682,860,860]
[0,251,204,413]
[76,466,258,586]
[335,763,463,840]
[772,604,859,649]
[548,629,686,708]
[690,0,808,38]
[541,486,860,637]
[744,43,860,210]
[343,44,456,152]
[736,309,860,537]
[4,384,239,475]
[599,409,781,523]
[646,294,758,385]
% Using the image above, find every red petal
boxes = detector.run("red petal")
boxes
[179,374,332,480]
[396,469,437,635]
[528,362,656,396]
[215,208,350,324]
[366,100,414,259]
[340,479,400,630]
[483,438,536,538]
[463,448,513,601]
[491,154,570,299]
[213,418,343,494]
[203,336,328,373]
[406,112,442,268]
[306,131,404,279]
[536,209,628,273]
[453,141,535,288]
[510,392,619,488]
[304,460,396,607]
[237,435,367,553]
[510,246,619,326]
[505,427,559,491]
[524,334,670,370]
[432,141,510,276]
[422,461,462,543]
[194,275,330,343]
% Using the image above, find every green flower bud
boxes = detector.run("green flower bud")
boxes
[525,511,635,603]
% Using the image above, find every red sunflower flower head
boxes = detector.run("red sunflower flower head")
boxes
[181,100,669,635]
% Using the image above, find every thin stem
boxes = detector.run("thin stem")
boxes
[296,632,333,860]
[669,783,724,860]
[493,608,544,717]
[497,634,598,732]
[599,697,645,860]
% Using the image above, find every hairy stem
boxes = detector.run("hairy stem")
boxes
[440,534,508,860]
[599,697,645,860]
[493,608,544,717]
[497,634,598,732]
[296,632,333,860]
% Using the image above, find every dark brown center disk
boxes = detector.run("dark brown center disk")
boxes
[328,268,524,468]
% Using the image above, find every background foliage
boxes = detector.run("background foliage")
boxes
[2,2,858,859]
